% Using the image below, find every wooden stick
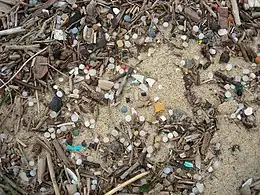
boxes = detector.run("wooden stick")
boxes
[5,44,40,50]
[120,161,140,180]
[231,0,241,26]
[47,153,61,195]
[104,172,149,195]
[0,27,26,36]
[0,47,48,89]
[202,1,217,18]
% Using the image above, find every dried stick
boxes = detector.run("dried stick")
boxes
[104,172,150,195]
[231,0,241,26]
[202,1,217,18]
[52,139,71,167]
[5,44,40,50]
[46,153,61,195]
[0,47,48,89]
[0,27,26,36]
[120,161,140,180]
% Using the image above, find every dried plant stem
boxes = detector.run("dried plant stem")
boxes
[47,153,61,195]
[104,172,149,195]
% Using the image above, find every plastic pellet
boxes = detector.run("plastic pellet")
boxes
[163,22,169,28]
[111,129,119,137]
[163,167,172,174]
[91,185,96,191]
[108,63,115,69]
[173,131,179,137]
[71,113,79,122]
[92,179,98,185]
[51,133,56,139]
[162,136,168,143]
[76,159,82,165]
[168,133,173,139]
[89,69,97,76]
[139,116,145,122]
[73,89,79,94]
[56,91,63,98]
[44,132,51,138]
[90,119,95,124]
[209,48,216,55]
[120,137,125,143]
[182,42,189,48]
[104,93,110,99]
[242,75,249,82]
[152,17,158,24]
[56,129,61,134]
[78,64,85,70]
[225,91,232,99]
[103,137,110,143]
[198,33,204,40]
[87,156,93,162]
[124,41,131,48]
[28,101,34,107]
[30,169,36,177]
[226,63,232,71]
[244,107,253,116]
[147,146,154,154]
[139,130,146,137]
[60,126,67,132]
[29,160,35,167]
[243,69,250,74]
[124,34,130,40]
[132,33,138,39]
[193,25,199,32]
[125,115,132,122]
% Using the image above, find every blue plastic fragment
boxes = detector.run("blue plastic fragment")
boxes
[148,28,156,38]
[123,15,131,22]
[66,145,83,151]
[184,161,193,168]
[71,27,79,35]
[121,106,127,113]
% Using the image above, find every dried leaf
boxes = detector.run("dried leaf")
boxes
[32,56,48,79]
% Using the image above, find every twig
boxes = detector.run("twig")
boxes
[43,63,69,78]
[120,161,140,180]
[0,47,48,89]
[202,1,217,18]
[5,44,40,50]
[231,0,241,26]
[52,139,71,167]
[12,78,41,90]
[104,172,150,195]
[0,27,26,36]
[46,153,61,195]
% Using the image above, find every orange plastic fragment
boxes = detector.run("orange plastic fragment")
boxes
[154,102,165,113]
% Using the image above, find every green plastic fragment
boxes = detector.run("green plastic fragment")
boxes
[73,129,79,136]
[139,184,149,192]
[184,161,193,168]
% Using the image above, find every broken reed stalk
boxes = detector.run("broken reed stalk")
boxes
[104,171,150,195]
[0,27,26,36]
[0,47,48,89]
[46,153,61,195]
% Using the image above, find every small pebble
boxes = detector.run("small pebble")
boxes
[180,35,187,41]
